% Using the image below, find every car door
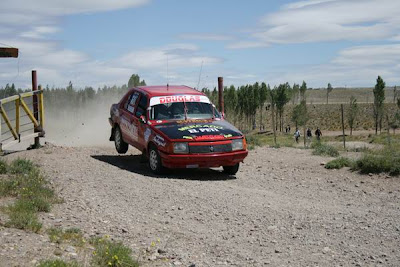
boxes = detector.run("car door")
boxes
[133,92,149,151]
[120,91,140,146]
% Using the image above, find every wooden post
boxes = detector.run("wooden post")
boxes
[32,70,40,148]
[341,104,346,149]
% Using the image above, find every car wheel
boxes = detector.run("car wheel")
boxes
[223,163,240,175]
[114,126,128,154]
[148,146,165,174]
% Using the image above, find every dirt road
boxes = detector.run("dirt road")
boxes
[2,144,400,266]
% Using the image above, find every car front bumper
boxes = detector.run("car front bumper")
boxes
[159,150,248,169]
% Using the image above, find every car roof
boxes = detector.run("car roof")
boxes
[132,85,205,97]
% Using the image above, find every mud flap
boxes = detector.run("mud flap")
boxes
[109,127,115,141]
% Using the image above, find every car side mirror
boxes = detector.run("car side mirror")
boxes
[140,115,147,124]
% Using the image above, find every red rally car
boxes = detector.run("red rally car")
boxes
[109,85,248,175]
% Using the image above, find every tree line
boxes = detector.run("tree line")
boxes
[1,74,399,138]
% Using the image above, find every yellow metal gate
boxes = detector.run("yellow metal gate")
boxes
[0,87,45,150]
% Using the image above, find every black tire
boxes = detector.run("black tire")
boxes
[148,145,165,174]
[223,163,240,175]
[114,126,128,154]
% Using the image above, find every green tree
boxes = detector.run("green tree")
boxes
[348,96,358,136]
[326,83,333,104]
[128,74,146,88]
[292,83,300,104]
[373,76,385,135]
[291,100,308,146]
[276,83,290,132]
[259,82,269,130]
[300,81,307,102]
[268,89,278,145]
[394,85,397,104]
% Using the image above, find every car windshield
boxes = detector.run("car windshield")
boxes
[150,102,221,120]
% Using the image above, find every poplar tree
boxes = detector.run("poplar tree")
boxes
[373,76,385,135]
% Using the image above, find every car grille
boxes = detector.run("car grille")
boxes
[189,143,232,154]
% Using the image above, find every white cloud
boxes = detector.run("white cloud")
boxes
[226,41,268,49]
[283,0,338,10]
[261,43,400,87]
[178,33,233,41]
[227,0,400,48]
[1,0,150,17]
[333,44,400,66]
[117,44,223,69]
[20,26,60,39]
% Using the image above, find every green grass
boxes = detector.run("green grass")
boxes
[0,159,57,232]
[47,227,86,247]
[5,199,42,232]
[8,158,37,175]
[246,133,295,149]
[37,259,80,267]
[311,142,340,157]
[90,236,139,267]
[325,157,355,169]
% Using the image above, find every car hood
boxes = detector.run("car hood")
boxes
[153,119,243,141]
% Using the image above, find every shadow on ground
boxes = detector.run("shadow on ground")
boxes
[90,154,235,181]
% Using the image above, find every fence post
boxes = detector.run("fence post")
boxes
[32,70,40,148]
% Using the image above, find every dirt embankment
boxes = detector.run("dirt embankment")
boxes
[1,144,400,266]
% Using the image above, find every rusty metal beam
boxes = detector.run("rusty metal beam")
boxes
[0,48,18,58]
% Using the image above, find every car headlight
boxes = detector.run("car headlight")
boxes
[173,142,189,154]
[231,139,244,151]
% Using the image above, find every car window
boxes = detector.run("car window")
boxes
[135,94,148,118]
[125,91,140,114]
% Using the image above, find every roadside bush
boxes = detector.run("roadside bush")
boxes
[48,227,86,247]
[90,236,139,267]
[325,157,354,169]
[246,135,262,150]
[311,142,339,157]
[354,152,400,176]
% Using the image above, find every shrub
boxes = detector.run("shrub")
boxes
[354,153,400,176]
[0,159,7,174]
[246,135,262,150]
[48,227,85,247]
[8,158,36,175]
[38,259,80,267]
[5,199,42,232]
[90,237,139,267]
[325,157,354,169]
[311,142,339,157]
[1,158,56,232]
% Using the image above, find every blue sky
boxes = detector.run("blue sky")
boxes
[1,0,400,89]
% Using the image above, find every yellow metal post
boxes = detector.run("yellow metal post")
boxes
[0,104,18,140]
[15,98,20,137]
[20,98,39,127]
[38,86,44,129]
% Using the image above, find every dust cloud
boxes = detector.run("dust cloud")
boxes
[43,97,118,148]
